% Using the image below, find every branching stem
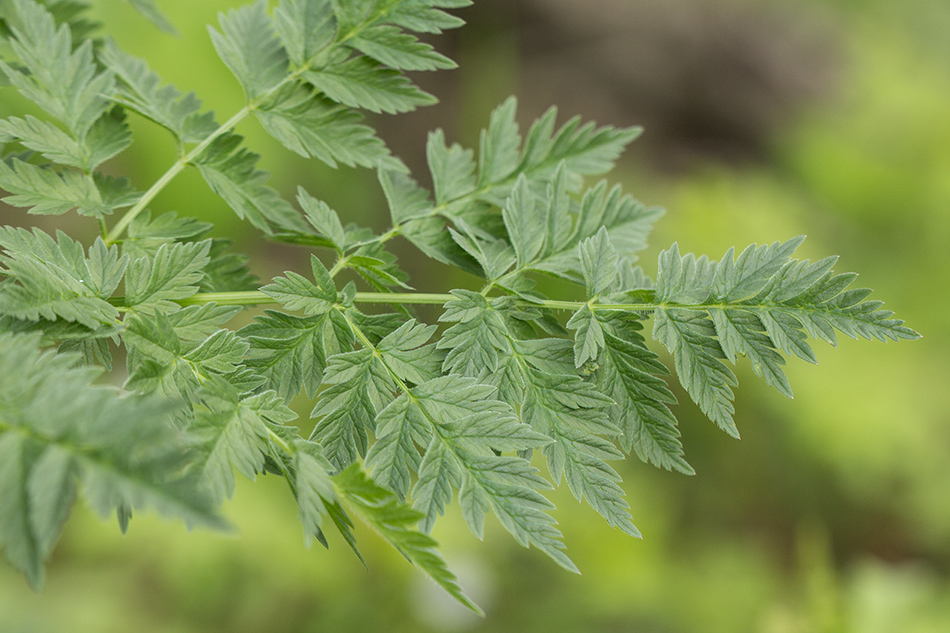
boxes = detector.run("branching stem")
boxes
[104,15,380,247]
[103,106,252,245]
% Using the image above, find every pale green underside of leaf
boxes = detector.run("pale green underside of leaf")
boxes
[653,239,919,434]
[124,241,211,314]
[0,227,124,328]
[255,90,403,171]
[0,332,224,589]
[0,0,113,138]
[333,464,481,614]
[209,0,288,101]
[0,159,111,218]
[397,99,655,278]
[99,39,217,143]
[190,378,294,505]
[194,134,310,234]
[304,56,437,114]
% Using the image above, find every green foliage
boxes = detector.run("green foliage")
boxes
[0,0,918,615]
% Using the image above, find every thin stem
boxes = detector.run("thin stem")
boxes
[103,18,371,247]
[266,427,294,455]
[120,289,662,313]
[105,107,252,245]
[176,291,273,307]
[329,254,351,278]
[354,292,455,306]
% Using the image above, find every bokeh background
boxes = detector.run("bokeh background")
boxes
[2,0,949,631]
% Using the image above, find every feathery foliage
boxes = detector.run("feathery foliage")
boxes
[0,0,918,614]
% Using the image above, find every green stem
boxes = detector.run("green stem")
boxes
[105,107,251,245]
[266,427,294,455]
[121,290,661,312]
[103,17,377,247]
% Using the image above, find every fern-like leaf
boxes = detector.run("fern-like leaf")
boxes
[0,332,224,589]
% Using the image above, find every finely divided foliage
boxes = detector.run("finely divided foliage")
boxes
[0,0,917,613]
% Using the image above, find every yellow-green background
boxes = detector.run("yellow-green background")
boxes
[1,1,948,631]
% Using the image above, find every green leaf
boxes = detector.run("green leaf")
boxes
[364,388,430,499]
[437,290,509,377]
[199,239,258,293]
[194,133,308,233]
[566,304,604,368]
[712,237,805,303]
[426,129,476,205]
[209,0,288,101]
[348,25,456,71]
[377,319,441,385]
[99,39,217,143]
[379,170,433,225]
[385,0,470,34]
[502,176,545,269]
[328,0,375,33]
[0,332,223,588]
[85,236,129,298]
[531,182,662,284]
[521,368,640,538]
[478,96,521,188]
[516,104,643,191]
[255,89,401,171]
[82,106,134,170]
[122,315,185,396]
[123,210,213,260]
[166,304,241,341]
[410,439,458,533]
[751,259,921,345]
[456,449,576,573]
[310,347,396,470]
[297,187,346,251]
[449,226,515,282]
[0,0,114,137]
[26,445,77,568]
[273,0,336,67]
[260,255,337,316]
[405,377,552,533]
[290,439,337,548]
[655,242,717,305]
[0,116,84,168]
[0,433,46,589]
[124,240,212,314]
[654,241,919,418]
[0,227,121,328]
[0,158,110,217]
[653,308,739,437]
[239,310,332,401]
[578,226,619,298]
[333,463,481,614]
[594,314,691,474]
[708,308,793,399]
[191,378,295,505]
[95,173,141,212]
[305,55,436,114]
[184,329,250,375]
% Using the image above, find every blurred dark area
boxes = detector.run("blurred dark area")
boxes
[384,0,839,175]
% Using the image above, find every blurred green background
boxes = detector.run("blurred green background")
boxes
[2,0,949,631]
